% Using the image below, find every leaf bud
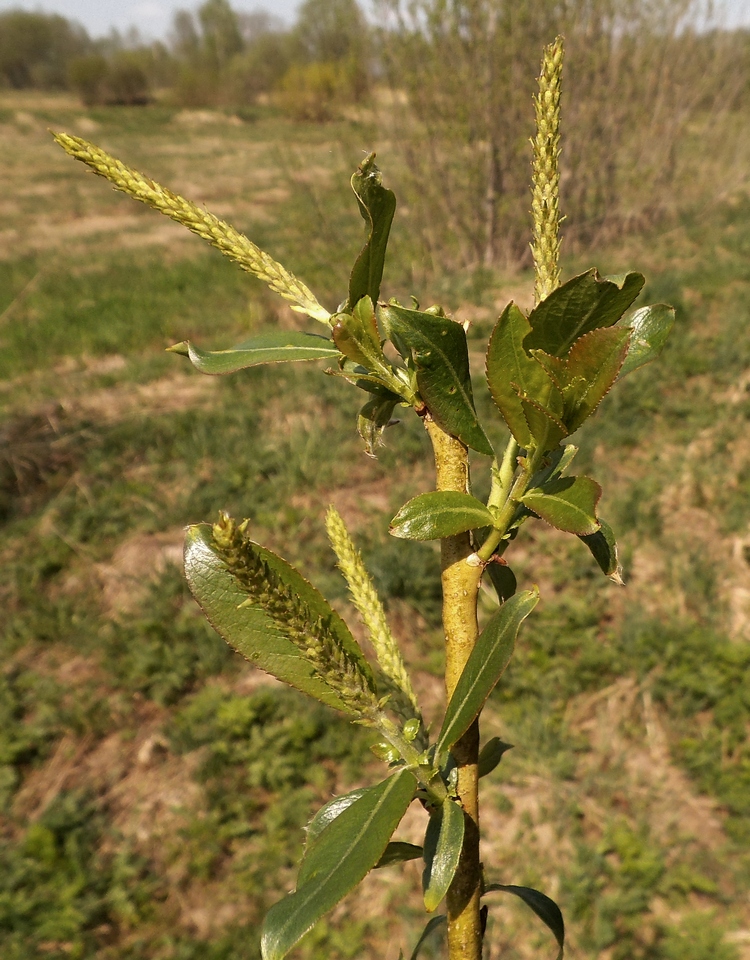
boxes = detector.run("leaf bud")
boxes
[370,741,400,763]
[402,718,421,742]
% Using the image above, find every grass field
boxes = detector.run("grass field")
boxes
[1,90,750,960]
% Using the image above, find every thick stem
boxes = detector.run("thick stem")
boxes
[424,417,483,960]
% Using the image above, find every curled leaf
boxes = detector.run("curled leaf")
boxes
[478,738,514,778]
[168,331,339,374]
[484,883,565,960]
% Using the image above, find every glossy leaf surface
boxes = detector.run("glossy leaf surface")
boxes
[422,799,465,912]
[262,769,416,960]
[380,303,494,456]
[478,737,514,778]
[390,492,495,541]
[184,525,373,714]
[620,303,676,377]
[347,153,396,309]
[525,268,644,357]
[304,788,368,850]
[579,518,622,582]
[521,476,601,535]
[486,302,555,448]
[168,331,339,374]
[484,884,565,960]
[437,590,539,752]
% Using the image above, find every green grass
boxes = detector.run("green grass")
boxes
[1,94,750,958]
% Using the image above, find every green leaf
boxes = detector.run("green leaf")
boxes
[168,331,340,374]
[525,269,644,357]
[380,303,494,457]
[332,297,410,398]
[619,303,676,377]
[485,563,517,604]
[521,476,601,535]
[518,394,567,452]
[376,841,423,868]
[579,518,623,583]
[409,916,446,960]
[484,884,565,960]
[390,492,495,541]
[486,302,557,448]
[262,769,417,960]
[304,788,368,849]
[347,153,397,309]
[422,799,465,912]
[184,525,374,714]
[530,445,578,488]
[532,327,631,433]
[478,737,513,778]
[306,796,421,870]
[437,590,539,753]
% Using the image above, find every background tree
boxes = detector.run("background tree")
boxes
[376,0,746,269]
[0,10,89,89]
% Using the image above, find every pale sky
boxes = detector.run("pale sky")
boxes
[0,0,747,40]
[0,0,305,38]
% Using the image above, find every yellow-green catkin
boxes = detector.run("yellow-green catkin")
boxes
[212,512,378,715]
[325,506,421,724]
[53,133,330,325]
[530,36,564,305]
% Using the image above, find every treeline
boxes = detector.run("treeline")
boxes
[0,0,368,117]
[2,0,749,266]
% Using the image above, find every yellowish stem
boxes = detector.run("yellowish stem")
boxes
[424,417,483,960]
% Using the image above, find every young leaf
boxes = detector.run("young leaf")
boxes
[168,331,339,374]
[184,524,375,715]
[519,393,568,452]
[390,491,496,541]
[347,153,397,309]
[376,841,423,869]
[525,268,644,357]
[422,799,465,912]
[521,476,601,536]
[478,738,514,778]
[486,302,555,448]
[333,297,410,402]
[409,916,447,960]
[262,769,417,960]
[358,393,400,457]
[380,303,494,457]
[530,445,578,489]
[484,884,565,960]
[578,517,623,583]
[532,327,631,433]
[437,590,540,753]
[619,303,676,377]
